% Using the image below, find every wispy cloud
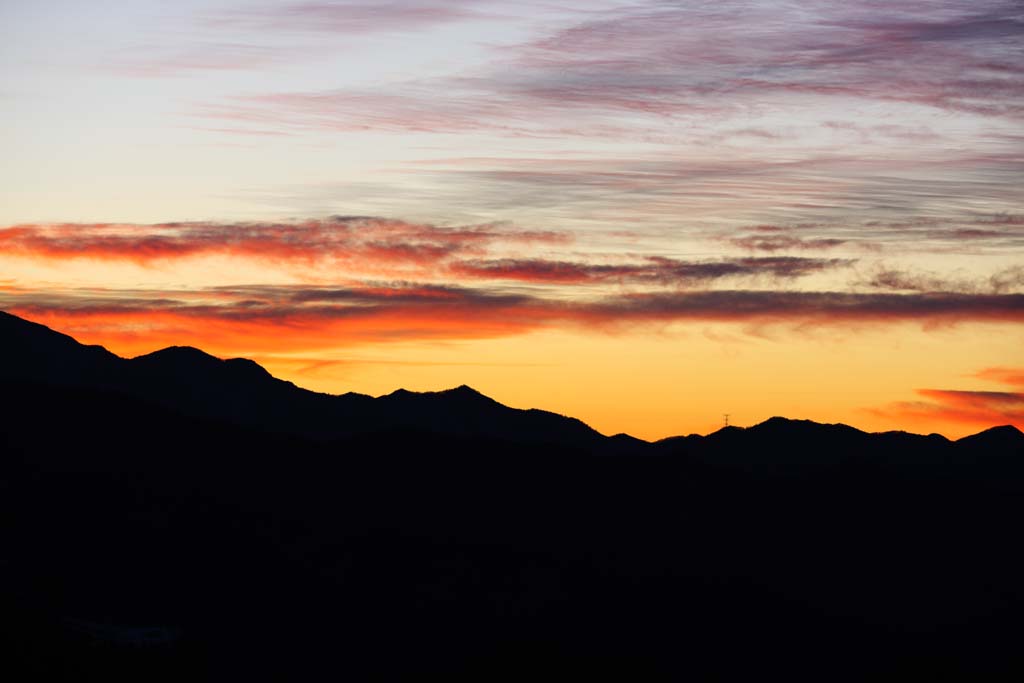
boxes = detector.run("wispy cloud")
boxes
[0,219,859,288]
[205,1,487,34]
[327,156,1024,236]
[586,290,1024,326]
[4,284,1022,358]
[862,265,1024,294]
[108,1,496,77]
[107,42,299,78]
[871,389,1024,431]
[866,365,1024,431]
[0,218,566,269]
[509,0,1024,118]
[974,367,1024,387]
[201,0,1024,132]
[730,235,848,253]
[108,0,1024,238]
[450,256,852,284]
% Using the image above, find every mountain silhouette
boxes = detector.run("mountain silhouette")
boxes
[0,310,611,450]
[2,309,1023,681]
[2,310,1018,459]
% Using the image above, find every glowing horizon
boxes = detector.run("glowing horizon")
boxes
[2,1,1022,439]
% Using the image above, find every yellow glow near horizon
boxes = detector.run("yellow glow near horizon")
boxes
[17,308,1018,440]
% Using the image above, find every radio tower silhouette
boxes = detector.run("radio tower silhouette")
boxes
[723,414,730,427]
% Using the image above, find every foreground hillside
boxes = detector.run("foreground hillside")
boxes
[1,311,1022,680]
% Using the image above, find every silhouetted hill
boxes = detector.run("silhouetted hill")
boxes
[2,309,1023,680]
[0,310,120,385]
[0,311,608,450]
[2,310,1018,460]
[957,424,1024,450]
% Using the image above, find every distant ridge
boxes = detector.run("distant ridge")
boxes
[1,309,1020,462]
[0,310,608,450]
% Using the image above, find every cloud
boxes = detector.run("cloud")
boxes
[0,217,567,268]
[730,235,848,252]
[203,89,530,135]
[0,219,854,287]
[856,216,1024,246]
[332,156,1024,241]
[206,1,486,35]
[990,266,1024,293]
[202,0,1024,135]
[585,291,1024,325]
[871,388,1024,430]
[974,367,1024,388]
[863,265,1024,294]
[449,256,852,284]
[864,269,976,293]
[0,283,547,355]
[866,364,1024,432]
[511,2,1024,117]
[107,42,300,78]
[4,284,1022,358]
[109,1,492,77]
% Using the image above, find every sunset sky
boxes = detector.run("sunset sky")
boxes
[2,0,1022,438]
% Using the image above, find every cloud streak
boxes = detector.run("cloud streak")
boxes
[0,220,858,288]
[866,365,1024,431]
[202,0,1024,135]
[0,218,566,268]
[206,1,487,35]
[975,367,1024,387]
[730,235,848,253]
[450,256,852,285]
[873,389,1024,431]
[108,1,495,77]
[863,265,1024,294]
[4,284,1021,358]
[123,1,1023,242]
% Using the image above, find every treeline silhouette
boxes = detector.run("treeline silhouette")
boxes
[1,311,1022,680]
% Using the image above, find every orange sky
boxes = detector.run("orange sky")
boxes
[2,227,1021,439]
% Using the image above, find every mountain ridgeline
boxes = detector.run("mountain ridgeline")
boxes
[1,310,1018,463]
[1,310,1022,681]
[0,310,607,449]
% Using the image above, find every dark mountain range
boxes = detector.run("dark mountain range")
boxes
[1,309,1022,681]
[0,310,607,449]
[2,310,1018,461]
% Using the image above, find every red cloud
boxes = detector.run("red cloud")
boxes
[874,389,1024,432]
[3,285,1022,359]
[974,367,1024,388]
[0,218,567,267]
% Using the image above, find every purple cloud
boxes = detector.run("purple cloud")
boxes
[204,0,1024,132]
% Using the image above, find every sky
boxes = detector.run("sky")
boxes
[1,0,1022,439]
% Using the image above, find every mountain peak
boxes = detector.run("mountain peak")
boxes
[0,309,113,352]
[957,424,1024,449]
[382,385,494,403]
[134,346,221,363]
[443,384,489,399]
[975,424,1022,437]
[761,416,798,426]
[129,346,280,388]
[224,357,273,379]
